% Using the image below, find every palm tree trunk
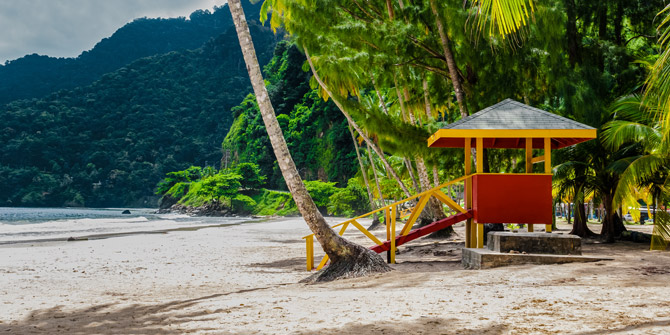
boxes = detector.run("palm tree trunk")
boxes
[405,158,420,193]
[570,196,595,237]
[567,202,572,225]
[429,0,468,118]
[348,124,375,211]
[304,47,411,198]
[600,193,616,243]
[370,73,389,115]
[229,0,390,282]
[423,75,434,121]
[367,146,386,207]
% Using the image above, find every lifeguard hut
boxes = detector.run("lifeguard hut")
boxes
[427,99,596,248]
[302,99,597,271]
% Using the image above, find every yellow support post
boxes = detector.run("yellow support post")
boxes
[477,223,484,248]
[476,137,484,248]
[433,190,467,213]
[545,137,553,233]
[400,194,431,235]
[385,207,391,241]
[350,220,384,246]
[464,138,472,248]
[526,137,534,233]
[304,235,314,271]
[390,206,396,264]
[476,138,484,173]
[525,137,533,172]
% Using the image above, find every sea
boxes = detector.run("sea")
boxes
[0,207,252,245]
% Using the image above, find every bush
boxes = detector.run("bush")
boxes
[197,172,242,202]
[304,180,338,212]
[327,179,370,216]
[232,193,257,213]
[236,162,266,189]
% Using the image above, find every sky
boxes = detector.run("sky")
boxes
[0,0,227,64]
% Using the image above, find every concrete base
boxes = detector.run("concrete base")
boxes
[488,232,581,255]
[462,248,607,269]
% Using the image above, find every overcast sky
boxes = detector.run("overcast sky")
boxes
[0,0,227,64]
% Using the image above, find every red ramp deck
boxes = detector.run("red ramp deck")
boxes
[370,210,473,253]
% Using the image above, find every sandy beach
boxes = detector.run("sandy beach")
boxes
[1,217,669,334]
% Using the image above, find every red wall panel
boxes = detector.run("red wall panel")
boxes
[472,174,552,224]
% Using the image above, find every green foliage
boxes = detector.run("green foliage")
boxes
[156,166,203,194]
[247,189,299,216]
[304,180,338,211]
[198,172,243,202]
[222,42,357,190]
[327,179,370,217]
[165,182,189,199]
[231,193,258,213]
[0,6,277,207]
[235,162,266,189]
[155,165,367,217]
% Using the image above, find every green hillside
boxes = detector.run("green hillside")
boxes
[0,19,278,207]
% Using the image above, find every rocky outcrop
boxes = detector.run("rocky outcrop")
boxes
[158,202,234,217]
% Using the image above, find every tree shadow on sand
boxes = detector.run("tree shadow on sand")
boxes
[0,286,279,334]
[295,317,508,335]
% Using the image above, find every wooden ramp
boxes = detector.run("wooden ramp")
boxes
[370,210,472,253]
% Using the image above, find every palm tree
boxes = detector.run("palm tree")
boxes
[602,95,670,249]
[553,144,597,238]
[228,0,391,282]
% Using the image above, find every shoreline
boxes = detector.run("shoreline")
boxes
[0,221,255,247]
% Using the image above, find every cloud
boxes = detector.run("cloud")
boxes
[0,0,227,64]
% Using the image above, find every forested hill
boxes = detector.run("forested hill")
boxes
[0,1,261,105]
[0,9,278,207]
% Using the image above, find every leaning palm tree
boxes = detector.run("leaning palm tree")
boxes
[228,0,391,281]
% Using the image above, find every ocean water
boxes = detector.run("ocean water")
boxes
[0,207,251,244]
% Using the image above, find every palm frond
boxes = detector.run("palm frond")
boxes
[469,0,534,40]
[651,210,670,251]
[614,154,667,206]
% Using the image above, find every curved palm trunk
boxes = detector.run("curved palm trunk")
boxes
[229,0,390,282]
[404,158,420,193]
[429,0,468,118]
[304,47,411,198]
[348,124,375,211]
[367,146,386,207]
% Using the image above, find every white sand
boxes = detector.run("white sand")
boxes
[1,217,669,334]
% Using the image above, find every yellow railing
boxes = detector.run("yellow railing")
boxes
[302,175,470,271]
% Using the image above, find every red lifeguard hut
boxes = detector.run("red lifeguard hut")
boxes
[427,99,597,248]
[302,99,597,270]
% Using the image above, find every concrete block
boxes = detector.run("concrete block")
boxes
[462,248,607,269]
[487,232,581,255]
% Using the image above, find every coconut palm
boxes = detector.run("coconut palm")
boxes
[602,95,670,249]
[228,0,391,282]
